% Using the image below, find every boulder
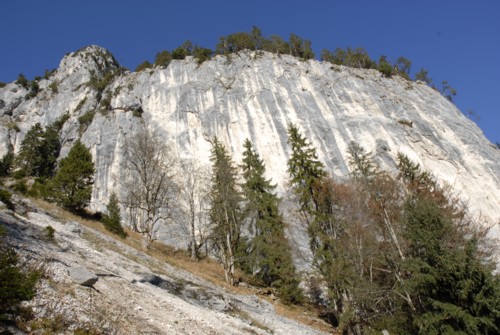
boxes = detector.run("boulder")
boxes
[69,266,98,287]
[139,273,162,286]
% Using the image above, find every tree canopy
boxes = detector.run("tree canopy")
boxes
[48,140,94,212]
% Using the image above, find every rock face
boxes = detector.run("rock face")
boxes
[0,45,499,239]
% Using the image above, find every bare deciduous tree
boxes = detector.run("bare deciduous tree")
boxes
[122,129,177,248]
[177,159,211,260]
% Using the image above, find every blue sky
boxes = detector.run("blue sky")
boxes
[1,0,498,144]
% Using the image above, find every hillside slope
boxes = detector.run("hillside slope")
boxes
[0,196,330,334]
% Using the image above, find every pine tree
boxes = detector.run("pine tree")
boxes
[102,192,126,238]
[49,140,94,212]
[395,155,500,334]
[241,139,303,303]
[286,123,325,213]
[16,123,61,178]
[209,138,243,286]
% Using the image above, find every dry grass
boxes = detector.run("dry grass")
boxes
[27,198,336,333]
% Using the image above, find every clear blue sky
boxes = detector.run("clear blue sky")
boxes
[1,0,498,144]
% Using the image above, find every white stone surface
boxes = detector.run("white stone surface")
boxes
[0,46,498,239]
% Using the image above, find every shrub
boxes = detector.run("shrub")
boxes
[0,189,15,211]
[193,46,213,65]
[135,61,152,72]
[16,73,29,89]
[78,110,96,131]
[102,192,126,238]
[377,55,393,77]
[43,225,55,241]
[0,226,40,322]
[0,82,6,88]
[0,152,14,177]
[12,179,28,195]
[44,68,56,79]
[26,80,40,98]
[49,81,59,94]
[154,50,172,68]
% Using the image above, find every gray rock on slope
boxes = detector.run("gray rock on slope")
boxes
[69,266,98,287]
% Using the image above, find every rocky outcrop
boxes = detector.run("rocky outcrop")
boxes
[0,45,498,240]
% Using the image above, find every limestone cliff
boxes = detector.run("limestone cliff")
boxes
[1,45,498,238]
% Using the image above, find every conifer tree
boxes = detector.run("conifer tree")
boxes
[102,192,126,238]
[49,140,94,212]
[241,139,303,303]
[209,138,243,286]
[16,123,61,178]
[395,154,500,334]
[286,123,325,213]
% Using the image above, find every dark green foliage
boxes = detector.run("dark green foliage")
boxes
[193,46,213,64]
[78,110,96,131]
[48,140,94,213]
[215,27,264,55]
[286,123,326,212]
[0,226,40,321]
[0,152,14,177]
[240,139,303,303]
[135,60,153,72]
[321,47,376,69]
[377,55,394,77]
[16,73,29,89]
[262,35,289,55]
[347,141,379,185]
[0,82,6,88]
[172,41,193,59]
[102,192,126,238]
[209,138,243,286]
[389,154,500,334]
[87,70,115,101]
[216,32,256,54]
[26,80,40,98]
[288,33,314,60]
[441,80,457,101]
[401,197,500,334]
[74,97,87,114]
[44,68,56,79]
[394,56,412,79]
[154,50,172,68]
[0,189,14,211]
[12,179,28,195]
[49,81,58,94]
[43,225,55,241]
[52,113,70,132]
[16,123,61,178]
[415,68,433,85]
